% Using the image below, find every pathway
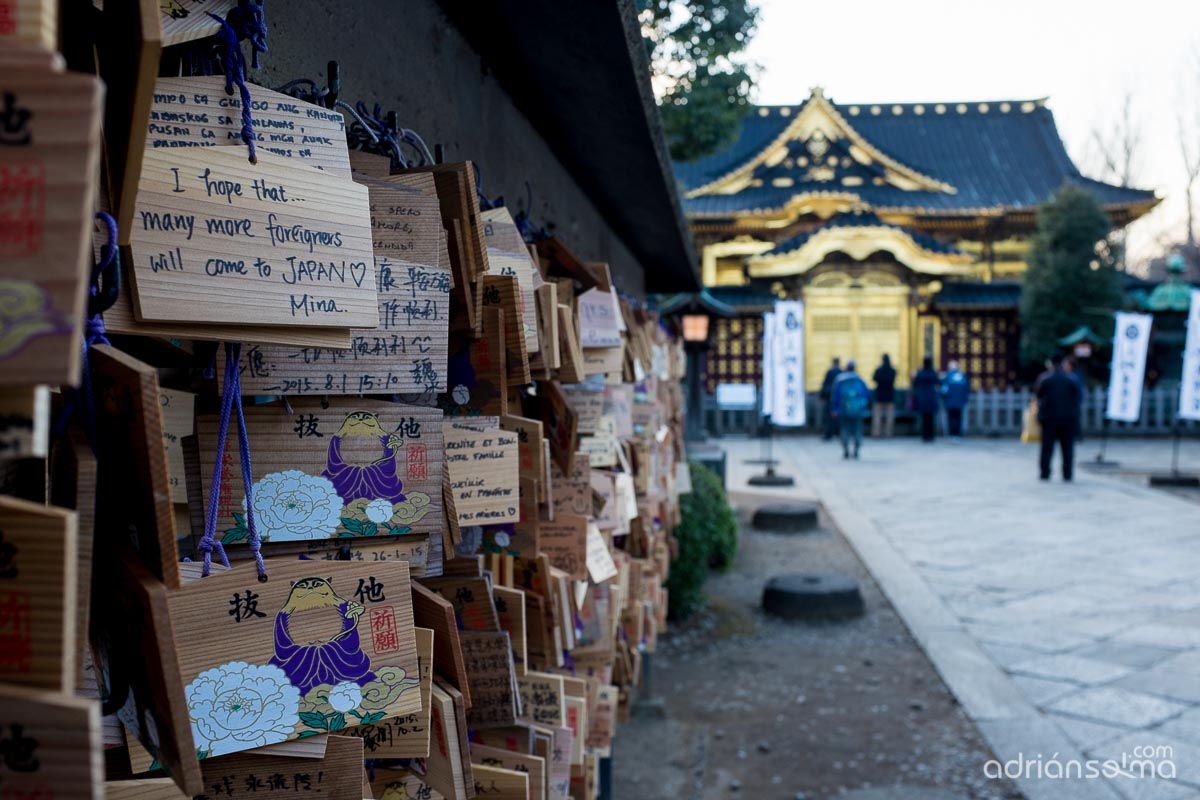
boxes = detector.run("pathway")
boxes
[718,435,1200,800]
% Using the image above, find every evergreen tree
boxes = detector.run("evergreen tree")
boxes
[1020,186,1120,364]
[640,0,759,162]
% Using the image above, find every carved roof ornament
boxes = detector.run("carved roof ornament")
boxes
[685,88,957,200]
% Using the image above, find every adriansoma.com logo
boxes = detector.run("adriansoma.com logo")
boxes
[984,747,1176,781]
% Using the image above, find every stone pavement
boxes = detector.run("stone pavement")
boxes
[718,434,1200,800]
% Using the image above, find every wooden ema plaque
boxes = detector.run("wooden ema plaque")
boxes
[0,69,103,386]
[0,497,76,692]
[443,418,519,526]
[481,274,532,386]
[0,0,55,50]
[159,387,194,504]
[196,398,444,543]
[90,344,180,587]
[0,385,48,460]
[164,559,420,758]
[427,682,471,800]
[159,0,235,46]
[460,630,518,729]
[0,685,102,799]
[106,734,366,799]
[411,582,471,707]
[148,77,353,179]
[471,743,546,800]
[230,178,451,397]
[470,763,528,800]
[439,306,507,417]
[129,147,377,328]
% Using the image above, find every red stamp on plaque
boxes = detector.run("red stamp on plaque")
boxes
[0,161,46,257]
[0,3,16,37]
[0,590,32,672]
[369,604,400,654]
[406,443,428,481]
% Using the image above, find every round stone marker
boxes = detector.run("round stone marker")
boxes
[747,472,795,487]
[752,503,818,532]
[762,574,865,620]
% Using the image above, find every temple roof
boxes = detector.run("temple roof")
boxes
[674,89,1158,219]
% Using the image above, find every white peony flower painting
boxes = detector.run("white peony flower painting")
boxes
[364,498,394,525]
[186,662,300,757]
[243,470,343,541]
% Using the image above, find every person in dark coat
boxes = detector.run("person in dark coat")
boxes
[1037,353,1083,481]
[871,354,897,438]
[818,357,842,441]
[940,360,971,440]
[912,357,941,442]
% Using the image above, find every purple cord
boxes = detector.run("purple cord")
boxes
[207,3,267,163]
[198,343,265,579]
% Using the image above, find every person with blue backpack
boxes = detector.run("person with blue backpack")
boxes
[940,360,971,440]
[832,359,870,460]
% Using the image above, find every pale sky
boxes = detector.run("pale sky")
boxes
[744,0,1200,270]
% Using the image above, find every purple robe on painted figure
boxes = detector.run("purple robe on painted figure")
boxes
[321,411,407,504]
[269,577,375,695]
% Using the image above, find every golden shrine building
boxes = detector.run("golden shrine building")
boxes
[669,88,1158,392]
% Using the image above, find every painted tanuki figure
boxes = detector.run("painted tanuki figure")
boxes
[269,576,375,695]
[321,410,407,504]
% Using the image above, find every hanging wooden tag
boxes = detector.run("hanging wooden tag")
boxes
[551,453,591,518]
[159,0,235,45]
[129,147,376,328]
[485,250,540,354]
[91,344,180,587]
[0,385,48,460]
[439,306,507,416]
[148,77,352,178]
[49,430,96,689]
[471,742,545,800]
[426,682,471,800]
[0,70,103,387]
[0,685,102,799]
[196,399,444,544]
[411,582,471,707]
[165,559,420,758]
[461,630,518,729]
[481,275,532,386]
[577,289,621,349]
[422,575,500,632]
[159,388,194,504]
[538,514,588,582]
[368,768,442,800]
[0,496,76,692]
[493,585,527,677]
[443,418,519,526]
[538,382,577,476]
[470,763,528,800]
[0,0,55,50]
[228,177,450,397]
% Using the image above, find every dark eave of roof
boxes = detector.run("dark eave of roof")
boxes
[758,210,966,260]
[932,282,1022,310]
[436,0,699,292]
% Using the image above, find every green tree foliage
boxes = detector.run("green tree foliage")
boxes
[640,0,759,162]
[667,461,738,620]
[1020,186,1119,365]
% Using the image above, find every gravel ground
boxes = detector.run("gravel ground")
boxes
[612,497,1025,800]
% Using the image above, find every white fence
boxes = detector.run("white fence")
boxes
[703,384,1199,437]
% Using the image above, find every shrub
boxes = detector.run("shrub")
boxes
[667,460,739,619]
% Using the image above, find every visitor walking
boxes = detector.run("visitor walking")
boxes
[912,357,941,442]
[940,360,970,440]
[819,357,842,441]
[1037,353,1082,482]
[832,359,870,459]
[871,354,896,438]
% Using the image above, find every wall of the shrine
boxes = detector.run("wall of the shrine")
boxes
[258,0,648,296]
